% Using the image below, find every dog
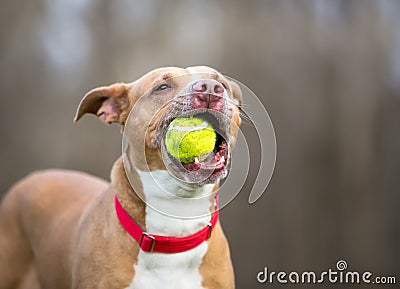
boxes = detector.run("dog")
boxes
[0,66,242,289]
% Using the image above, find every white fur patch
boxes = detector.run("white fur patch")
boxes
[129,243,208,289]
[125,170,215,289]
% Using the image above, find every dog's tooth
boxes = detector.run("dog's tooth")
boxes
[194,157,200,164]
[221,156,225,163]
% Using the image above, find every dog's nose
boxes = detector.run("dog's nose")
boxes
[192,80,224,96]
[192,80,224,110]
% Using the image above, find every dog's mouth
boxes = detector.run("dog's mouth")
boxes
[161,110,231,184]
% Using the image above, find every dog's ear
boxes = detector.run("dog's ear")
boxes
[74,83,131,124]
[229,81,243,106]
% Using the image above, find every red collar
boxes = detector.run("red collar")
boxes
[114,194,219,253]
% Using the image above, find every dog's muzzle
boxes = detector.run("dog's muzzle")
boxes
[159,79,234,184]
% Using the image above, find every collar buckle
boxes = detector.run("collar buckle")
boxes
[139,232,156,252]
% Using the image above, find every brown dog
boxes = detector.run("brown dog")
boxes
[0,66,242,289]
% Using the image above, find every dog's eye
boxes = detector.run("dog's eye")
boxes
[155,84,170,91]
[220,82,228,89]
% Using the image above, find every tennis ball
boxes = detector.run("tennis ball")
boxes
[165,117,216,163]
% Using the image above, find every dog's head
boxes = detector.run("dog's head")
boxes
[75,66,242,185]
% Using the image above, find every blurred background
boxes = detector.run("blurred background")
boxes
[1,0,399,287]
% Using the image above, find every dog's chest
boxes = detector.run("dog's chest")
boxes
[124,170,214,289]
[126,243,208,289]
[125,216,209,289]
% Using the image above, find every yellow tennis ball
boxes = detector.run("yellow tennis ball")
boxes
[165,117,216,163]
